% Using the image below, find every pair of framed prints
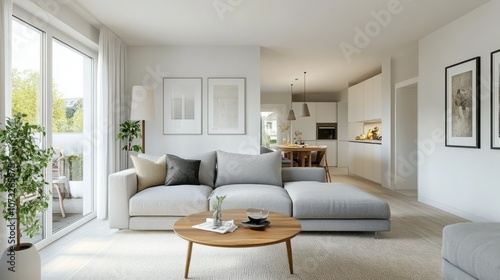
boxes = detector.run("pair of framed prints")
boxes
[162,77,245,135]
[445,49,500,149]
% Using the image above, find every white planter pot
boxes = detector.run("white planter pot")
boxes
[0,243,41,280]
[69,180,84,198]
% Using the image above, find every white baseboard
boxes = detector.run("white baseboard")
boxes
[418,196,491,222]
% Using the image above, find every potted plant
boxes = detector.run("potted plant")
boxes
[279,122,291,145]
[116,120,142,153]
[208,193,226,227]
[66,153,83,198]
[116,120,142,168]
[0,113,55,280]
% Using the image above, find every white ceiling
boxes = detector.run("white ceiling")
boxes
[73,0,489,95]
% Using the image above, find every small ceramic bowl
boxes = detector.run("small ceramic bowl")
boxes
[246,208,270,224]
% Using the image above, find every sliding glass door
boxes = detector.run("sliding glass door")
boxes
[10,16,97,247]
[51,39,94,234]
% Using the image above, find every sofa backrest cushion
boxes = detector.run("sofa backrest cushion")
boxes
[215,150,282,188]
[282,167,326,183]
[130,154,167,192]
[191,151,217,187]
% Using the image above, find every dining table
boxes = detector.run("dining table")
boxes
[271,144,326,167]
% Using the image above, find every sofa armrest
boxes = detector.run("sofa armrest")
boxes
[108,168,137,229]
[282,167,326,183]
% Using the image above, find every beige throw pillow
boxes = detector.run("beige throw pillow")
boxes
[130,154,167,192]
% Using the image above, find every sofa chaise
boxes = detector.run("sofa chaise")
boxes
[108,150,391,235]
[442,222,500,280]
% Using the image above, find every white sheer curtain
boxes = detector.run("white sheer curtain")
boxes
[96,26,127,219]
[0,0,12,250]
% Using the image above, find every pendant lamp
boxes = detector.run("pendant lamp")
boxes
[300,71,310,117]
[287,83,296,120]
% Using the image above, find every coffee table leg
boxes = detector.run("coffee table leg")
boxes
[285,239,294,274]
[184,241,193,279]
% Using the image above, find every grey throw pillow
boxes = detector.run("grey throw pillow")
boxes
[215,150,282,188]
[188,151,216,187]
[165,154,201,186]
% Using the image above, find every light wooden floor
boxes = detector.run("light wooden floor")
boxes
[330,169,468,247]
[39,170,469,273]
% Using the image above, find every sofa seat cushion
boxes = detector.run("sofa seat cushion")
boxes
[210,184,292,216]
[215,150,282,188]
[284,182,390,219]
[129,184,212,216]
[442,222,500,280]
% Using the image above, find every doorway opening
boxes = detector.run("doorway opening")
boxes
[394,77,418,195]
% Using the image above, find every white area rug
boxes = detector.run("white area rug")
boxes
[48,219,442,280]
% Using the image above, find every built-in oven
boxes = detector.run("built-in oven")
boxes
[317,123,337,140]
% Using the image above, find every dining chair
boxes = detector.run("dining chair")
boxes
[310,146,332,182]
[52,148,68,217]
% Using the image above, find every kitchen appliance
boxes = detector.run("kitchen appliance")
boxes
[317,123,337,140]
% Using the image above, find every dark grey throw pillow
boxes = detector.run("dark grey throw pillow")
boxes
[165,154,201,186]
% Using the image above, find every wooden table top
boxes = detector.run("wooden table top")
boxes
[272,144,326,152]
[173,209,301,248]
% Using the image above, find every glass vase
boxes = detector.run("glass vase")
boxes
[282,134,290,145]
[213,208,222,227]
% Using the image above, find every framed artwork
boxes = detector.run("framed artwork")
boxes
[491,49,500,149]
[163,78,202,135]
[207,77,246,134]
[445,57,480,148]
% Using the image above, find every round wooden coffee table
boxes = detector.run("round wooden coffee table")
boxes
[173,209,301,279]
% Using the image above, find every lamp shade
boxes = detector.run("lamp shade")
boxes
[300,103,310,117]
[287,83,296,120]
[130,86,155,121]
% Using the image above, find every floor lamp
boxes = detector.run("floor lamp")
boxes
[130,86,155,153]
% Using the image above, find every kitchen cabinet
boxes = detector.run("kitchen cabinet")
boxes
[292,102,316,140]
[355,84,364,122]
[372,74,382,120]
[317,140,337,167]
[348,74,382,122]
[292,102,337,140]
[348,143,356,175]
[316,102,337,123]
[348,141,381,183]
[372,144,381,184]
[337,140,349,167]
[363,77,373,121]
[348,87,355,122]
[348,142,364,177]
[363,144,373,180]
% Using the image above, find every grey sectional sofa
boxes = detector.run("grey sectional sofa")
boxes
[442,222,500,280]
[108,150,391,234]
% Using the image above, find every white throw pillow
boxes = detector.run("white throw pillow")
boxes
[130,154,167,192]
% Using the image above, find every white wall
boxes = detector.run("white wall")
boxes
[418,0,500,222]
[127,46,261,157]
[395,87,418,190]
[392,44,419,85]
[261,91,290,114]
[337,88,349,103]
[381,44,419,190]
[381,58,392,188]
